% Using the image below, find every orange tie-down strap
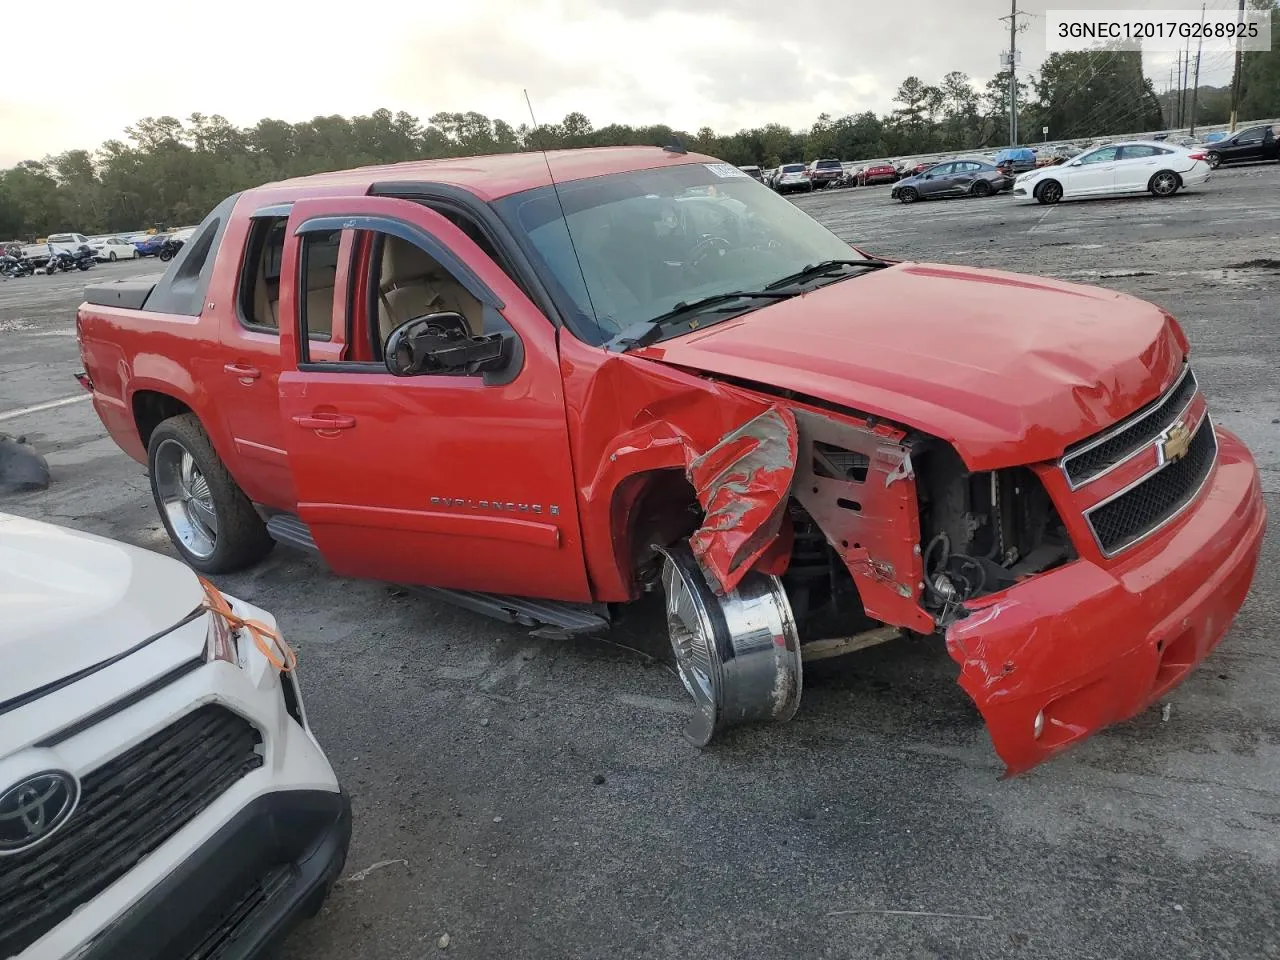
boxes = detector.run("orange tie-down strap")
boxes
[199,577,298,673]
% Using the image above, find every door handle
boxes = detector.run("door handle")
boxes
[223,363,261,380]
[292,413,356,430]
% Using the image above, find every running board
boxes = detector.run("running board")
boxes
[407,587,610,637]
[265,513,318,553]
[264,513,610,637]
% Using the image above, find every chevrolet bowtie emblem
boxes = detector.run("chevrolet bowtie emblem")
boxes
[1160,421,1193,463]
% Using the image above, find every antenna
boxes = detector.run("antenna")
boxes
[523,89,598,328]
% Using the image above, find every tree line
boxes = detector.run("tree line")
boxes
[2,19,1277,239]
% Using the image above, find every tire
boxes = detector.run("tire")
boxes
[1206,152,1221,169]
[1149,170,1180,198]
[970,180,992,197]
[147,414,274,573]
[108,251,117,262]
[1035,180,1063,204]
[898,187,918,204]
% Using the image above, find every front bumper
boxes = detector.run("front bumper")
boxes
[946,427,1267,775]
[10,594,348,960]
[82,789,351,960]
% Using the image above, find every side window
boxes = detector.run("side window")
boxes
[363,230,487,373]
[1238,127,1263,144]
[1080,147,1119,164]
[297,229,341,347]
[237,217,288,332]
[931,163,954,176]
[1119,145,1158,160]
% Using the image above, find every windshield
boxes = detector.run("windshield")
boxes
[493,161,867,346]
[780,164,806,173]
[815,160,842,169]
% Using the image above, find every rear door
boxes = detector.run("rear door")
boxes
[1114,144,1163,191]
[950,161,982,193]
[214,208,345,507]
[275,196,592,602]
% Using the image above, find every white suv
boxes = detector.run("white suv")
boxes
[0,513,349,960]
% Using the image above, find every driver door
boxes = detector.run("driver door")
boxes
[919,163,954,196]
[1224,127,1264,162]
[275,196,592,602]
[1067,146,1118,195]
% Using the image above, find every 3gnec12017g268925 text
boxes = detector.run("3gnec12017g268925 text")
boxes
[1046,8,1272,52]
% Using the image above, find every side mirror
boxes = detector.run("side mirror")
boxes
[383,312,511,377]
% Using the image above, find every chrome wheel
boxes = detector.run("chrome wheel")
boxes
[1206,152,1221,169]
[153,438,218,559]
[1151,172,1179,196]
[658,543,802,747]
[661,548,720,741]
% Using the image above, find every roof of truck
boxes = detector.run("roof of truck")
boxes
[250,146,722,205]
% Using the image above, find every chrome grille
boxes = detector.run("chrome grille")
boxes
[1084,414,1218,556]
[1062,366,1198,488]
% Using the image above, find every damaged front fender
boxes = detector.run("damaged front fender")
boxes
[686,407,798,594]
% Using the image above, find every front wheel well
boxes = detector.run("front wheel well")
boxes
[131,390,193,450]
[610,468,703,594]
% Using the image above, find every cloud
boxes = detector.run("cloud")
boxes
[0,0,1241,167]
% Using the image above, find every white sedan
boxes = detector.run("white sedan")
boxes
[1011,141,1211,204]
[88,236,139,261]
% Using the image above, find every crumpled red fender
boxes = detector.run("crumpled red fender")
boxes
[684,406,799,594]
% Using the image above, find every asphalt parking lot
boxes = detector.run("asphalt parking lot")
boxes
[3,164,1279,960]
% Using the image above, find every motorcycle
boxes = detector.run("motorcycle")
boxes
[72,244,96,270]
[1,253,35,279]
[44,248,94,274]
[158,237,184,262]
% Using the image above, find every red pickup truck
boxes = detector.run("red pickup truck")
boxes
[76,146,1266,774]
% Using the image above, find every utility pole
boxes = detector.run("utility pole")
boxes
[1189,4,1205,137]
[999,0,1028,146]
[1174,51,1183,127]
[1180,36,1191,130]
[1229,0,1246,131]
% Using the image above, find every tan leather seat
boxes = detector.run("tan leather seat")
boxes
[252,250,279,329]
[377,237,483,343]
[304,264,337,337]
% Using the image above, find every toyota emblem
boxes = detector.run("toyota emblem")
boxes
[0,771,80,854]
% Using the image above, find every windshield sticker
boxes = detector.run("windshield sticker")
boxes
[704,163,750,179]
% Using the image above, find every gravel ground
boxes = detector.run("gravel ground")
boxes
[2,165,1279,960]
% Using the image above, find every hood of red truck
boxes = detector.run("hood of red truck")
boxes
[635,262,1187,471]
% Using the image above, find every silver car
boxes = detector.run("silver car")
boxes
[773,163,812,195]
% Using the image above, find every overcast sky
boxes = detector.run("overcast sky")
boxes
[1,0,1240,167]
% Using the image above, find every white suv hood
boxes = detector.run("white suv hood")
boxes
[0,513,205,703]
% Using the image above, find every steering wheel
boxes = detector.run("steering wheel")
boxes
[687,235,732,272]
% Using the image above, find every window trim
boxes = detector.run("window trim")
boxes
[235,214,291,336]
[369,182,564,329]
[295,231,341,364]
[295,214,503,310]
[296,221,495,379]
